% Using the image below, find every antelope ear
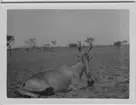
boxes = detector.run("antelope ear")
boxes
[89,56,94,60]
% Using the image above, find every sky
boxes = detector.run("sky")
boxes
[7,9,129,47]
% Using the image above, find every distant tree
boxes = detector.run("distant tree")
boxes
[121,40,128,45]
[42,44,48,51]
[25,38,37,51]
[114,41,122,48]
[51,40,57,47]
[47,43,50,48]
[25,38,37,48]
[69,43,78,47]
[43,44,47,47]
[7,35,15,56]
[85,37,94,49]
[85,37,94,43]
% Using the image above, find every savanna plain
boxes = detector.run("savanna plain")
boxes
[7,45,129,98]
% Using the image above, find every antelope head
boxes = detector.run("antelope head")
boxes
[75,41,94,87]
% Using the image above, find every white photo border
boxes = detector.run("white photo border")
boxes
[1,0,136,3]
[0,2,136,104]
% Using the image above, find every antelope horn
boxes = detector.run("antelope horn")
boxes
[77,41,82,52]
[87,42,93,54]
[73,41,82,60]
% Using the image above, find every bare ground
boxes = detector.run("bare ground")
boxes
[7,46,129,98]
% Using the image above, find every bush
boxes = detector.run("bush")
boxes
[69,43,78,47]
[114,41,121,48]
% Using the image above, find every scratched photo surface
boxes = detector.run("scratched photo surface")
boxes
[7,10,129,98]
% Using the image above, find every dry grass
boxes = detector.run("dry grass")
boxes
[7,46,129,98]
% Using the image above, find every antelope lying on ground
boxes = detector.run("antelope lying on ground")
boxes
[15,42,94,98]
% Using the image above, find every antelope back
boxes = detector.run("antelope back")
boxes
[23,66,75,93]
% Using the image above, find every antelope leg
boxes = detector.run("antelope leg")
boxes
[16,89,40,98]
[70,72,83,90]
[69,84,78,91]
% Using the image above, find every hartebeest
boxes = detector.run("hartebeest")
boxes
[16,42,94,98]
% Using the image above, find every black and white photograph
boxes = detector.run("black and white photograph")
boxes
[7,9,129,98]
